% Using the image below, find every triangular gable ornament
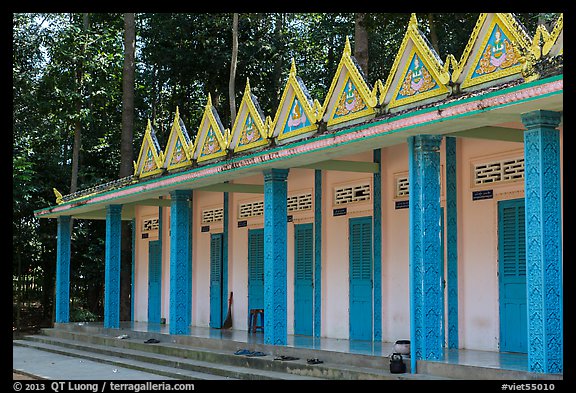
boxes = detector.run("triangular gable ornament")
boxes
[380,14,452,111]
[269,59,321,144]
[228,79,271,153]
[191,94,230,163]
[452,13,532,90]
[320,36,381,128]
[163,106,193,171]
[133,119,165,178]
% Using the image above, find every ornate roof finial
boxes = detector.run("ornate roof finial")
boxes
[175,105,180,118]
[409,13,418,29]
[206,92,213,107]
[289,58,297,77]
[244,77,251,95]
[344,35,352,56]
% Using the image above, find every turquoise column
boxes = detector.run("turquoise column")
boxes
[55,215,71,323]
[373,149,382,341]
[445,136,459,349]
[169,190,192,335]
[408,135,443,372]
[104,204,123,328]
[314,170,322,338]
[521,110,563,374]
[131,218,135,323]
[222,191,229,319]
[263,168,289,345]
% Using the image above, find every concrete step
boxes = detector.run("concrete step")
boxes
[28,327,446,380]
[15,336,318,380]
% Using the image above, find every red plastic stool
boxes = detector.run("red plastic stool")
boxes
[248,309,264,333]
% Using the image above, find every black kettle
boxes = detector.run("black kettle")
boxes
[389,353,406,374]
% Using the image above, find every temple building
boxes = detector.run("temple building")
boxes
[34,13,564,376]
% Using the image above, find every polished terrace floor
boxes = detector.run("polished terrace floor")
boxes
[123,321,536,373]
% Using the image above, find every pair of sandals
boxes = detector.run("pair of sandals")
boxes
[274,355,323,364]
[144,338,160,344]
[234,349,266,357]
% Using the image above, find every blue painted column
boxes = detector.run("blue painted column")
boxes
[55,215,71,323]
[169,190,192,335]
[445,136,459,349]
[408,135,444,372]
[263,168,289,345]
[131,218,136,323]
[521,110,563,374]
[313,170,322,338]
[222,191,229,318]
[104,204,123,328]
[373,149,382,341]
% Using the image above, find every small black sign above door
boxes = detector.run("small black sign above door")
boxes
[472,189,493,201]
[201,225,210,232]
[237,220,248,228]
[395,200,409,210]
[333,207,347,216]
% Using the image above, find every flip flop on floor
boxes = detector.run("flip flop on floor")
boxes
[234,349,251,355]
[144,338,160,344]
[274,355,299,361]
[307,358,323,364]
[246,351,266,357]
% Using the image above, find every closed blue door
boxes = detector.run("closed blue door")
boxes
[248,229,264,313]
[294,223,314,336]
[498,199,527,353]
[148,240,162,323]
[349,217,373,341]
[210,233,224,328]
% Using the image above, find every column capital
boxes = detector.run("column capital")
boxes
[106,204,123,214]
[169,189,192,200]
[263,168,290,182]
[409,135,442,152]
[521,110,562,130]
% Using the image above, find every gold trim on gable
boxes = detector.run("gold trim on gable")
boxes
[320,36,380,127]
[452,13,533,89]
[192,94,230,163]
[228,79,270,153]
[163,107,193,171]
[134,120,165,178]
[269,59,320,143]
[380,14,451,109]
[542,13,563,57]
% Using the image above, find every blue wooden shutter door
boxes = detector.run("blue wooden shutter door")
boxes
[498,199,527,353]
[248,229,265,312]
[294,223,314,336]
[147,240,162,323]
[210,233,224,328]
[349,217,373,341]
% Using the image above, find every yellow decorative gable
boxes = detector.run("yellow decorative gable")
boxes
[452,13,532,90]
[191,94,230,163]
[133,119,165,178]
[320,36,380,128]
[163,107,193,171]
[380,14,451,110]
[269,59,321,144]
[228,79,270,153]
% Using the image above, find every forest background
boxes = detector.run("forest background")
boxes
[12,12,559,331]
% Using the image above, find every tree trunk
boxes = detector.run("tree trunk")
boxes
[354,13,369,76]
[428,13,441,55]
[229,13,238,126]
[120,12,136,322]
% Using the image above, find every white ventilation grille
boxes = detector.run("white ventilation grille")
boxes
[396,176,410,197]
[287,192,312,212]
[474,157,524,185]
[334,182,371,205]
[142,217,159,232]
[239,200,264,218]
[202,207,223,223]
